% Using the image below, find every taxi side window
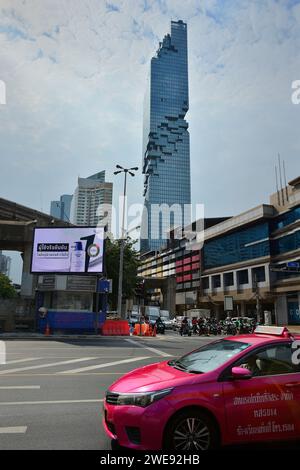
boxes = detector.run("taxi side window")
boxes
[236,343,300,377]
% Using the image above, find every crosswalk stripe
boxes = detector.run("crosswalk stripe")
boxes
[4,358,43,365]
[59,356,151,374]
[0,399,103,406]
[0,386,41,390]
[0,357,97,375]
[0,426,27,434]
[125,339,172,357]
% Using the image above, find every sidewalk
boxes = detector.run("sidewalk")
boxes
[0,332,105,340]
[0,332,153,340]
[0,325,300,340]
[289,325,300,334]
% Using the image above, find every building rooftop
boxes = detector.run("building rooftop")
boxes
[288,176,300,188]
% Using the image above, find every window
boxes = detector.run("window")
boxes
[237,269,249,285]
[234,343,300,376]
[202,277,209,289]
[271,206,300,231]
[252,266,266,283]
[224,272,234,287]
[204,223,270,269]
[51,292,92,311]
[271,230,300,255]
[212,275,221,288]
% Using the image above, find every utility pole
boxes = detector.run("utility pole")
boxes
[114,165,138,319]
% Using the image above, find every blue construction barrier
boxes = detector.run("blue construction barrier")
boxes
[39,310,106,334]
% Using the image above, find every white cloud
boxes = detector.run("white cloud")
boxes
[0,0,299,224]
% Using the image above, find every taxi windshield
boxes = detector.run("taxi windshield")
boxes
[170,339,251,373]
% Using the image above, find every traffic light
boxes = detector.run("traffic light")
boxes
[134,278,145,298]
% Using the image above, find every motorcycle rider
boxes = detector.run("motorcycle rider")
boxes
[155,316,165,334]
[180,316,189,336]
[192,317,198,334]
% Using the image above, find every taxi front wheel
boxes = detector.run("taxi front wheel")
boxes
[163,409,219,451]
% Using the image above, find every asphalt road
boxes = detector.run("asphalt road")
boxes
[0,331,213,450]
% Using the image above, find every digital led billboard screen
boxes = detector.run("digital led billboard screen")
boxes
[31,227,104,274]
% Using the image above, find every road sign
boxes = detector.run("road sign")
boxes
[97,279,111,293]
[287,262,300,268]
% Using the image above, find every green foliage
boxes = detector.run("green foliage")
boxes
[105,238,140,309]
[0,274,16,299]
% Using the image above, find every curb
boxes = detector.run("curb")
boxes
[0,334,164,341]
[0,335,106,341]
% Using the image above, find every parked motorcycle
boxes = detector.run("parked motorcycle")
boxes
[180,322,192,336]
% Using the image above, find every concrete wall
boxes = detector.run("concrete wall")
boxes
[0,298,35,331]
[275,295,288,325]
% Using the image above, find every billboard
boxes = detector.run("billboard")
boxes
[31,227,104,274]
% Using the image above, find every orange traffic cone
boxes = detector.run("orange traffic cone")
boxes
[45,323,51,336]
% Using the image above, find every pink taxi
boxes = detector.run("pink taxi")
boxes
[103,326,300,451]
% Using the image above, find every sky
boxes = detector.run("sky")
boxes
[0,0,300,282]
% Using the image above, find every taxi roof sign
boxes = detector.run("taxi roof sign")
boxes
[254,326,289,336]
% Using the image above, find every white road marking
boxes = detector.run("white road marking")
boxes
[0,357,97,375]
[0,426,27,434]
[0,386,41,390]
[0,373,125,377]
[0,399,103,406]
[59,356,151,374]
[4,358,43,365]
[125,339,172,357]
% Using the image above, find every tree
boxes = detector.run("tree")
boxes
[0,274,16,299]
[105,238,140,310]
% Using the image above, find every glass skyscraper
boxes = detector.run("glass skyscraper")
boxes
[141,20,191,253]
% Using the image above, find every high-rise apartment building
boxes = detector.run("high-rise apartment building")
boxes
[70,171,113,230]
[141,20,191,253]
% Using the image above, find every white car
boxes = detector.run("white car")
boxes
[161,318,173,330]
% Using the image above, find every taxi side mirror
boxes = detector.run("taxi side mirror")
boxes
[231,367,252,380]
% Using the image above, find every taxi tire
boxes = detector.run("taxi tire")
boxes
[163,409,219,451]
[111,439,121,450]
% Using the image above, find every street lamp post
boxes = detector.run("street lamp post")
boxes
[114,165,138,319]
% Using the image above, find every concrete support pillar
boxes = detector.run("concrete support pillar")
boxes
[265,264,271,289]
[240,301,246,317]
[213,304,221,321]
[21,243,36,298]
[248,268,253,290]
[162,277,176,314]
[233,271,238,291]
[275,295,288,326]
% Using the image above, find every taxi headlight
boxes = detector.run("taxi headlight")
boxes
[116,388,173,407]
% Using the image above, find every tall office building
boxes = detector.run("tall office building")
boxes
[50,200,61,219]
[70,171,113,230]
[50,194,73,222]
[0,251,11,277]
[141,20,191,253]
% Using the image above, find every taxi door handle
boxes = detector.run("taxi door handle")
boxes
[285,383,300,388]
